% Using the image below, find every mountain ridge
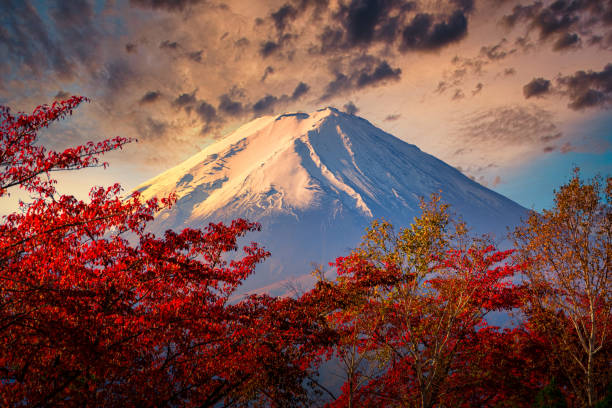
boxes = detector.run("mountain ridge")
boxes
[136,107,527,295]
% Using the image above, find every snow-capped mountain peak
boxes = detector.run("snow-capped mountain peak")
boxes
[136,107,526,295]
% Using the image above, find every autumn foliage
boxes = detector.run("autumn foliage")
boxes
[0,98,332,407]
[0,98,610,407]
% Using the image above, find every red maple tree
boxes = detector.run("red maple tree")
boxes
[312,198,530,408]
[0,97,332,407]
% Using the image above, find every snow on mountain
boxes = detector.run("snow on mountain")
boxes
[136,107,527,295]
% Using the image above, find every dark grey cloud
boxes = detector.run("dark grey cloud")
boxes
[140,90,162,104]
[195,101,218,123]
[218,94,244,116]
[355,60,401,87]
[450,0,474,13]
[129,0,206,12]
[567,89,606,109]
[235,37,250,47]
[271,4,298,32]
[523,64,612,109]
[299,0,471,56]
[523,77,551,98]
[401,11,468,51]
[558,63,612,109]
[533,7,578,39]
[269,0,330,23]
[253,95,279,114]
[50,0,93,25]
[160,40,180,50]
[260,40,281,57]
[102,59,136,92]
[249,81,311,116]
[343,101,359,115]
[1,1,73,79]
[553,32,580,50]
[291,82,310,99]
[336,0,413,47]
[125,43,137,53]
[501,0,612,52]
[321,58,401,100]
[323,73,353,99]
[187,50,203,62]
[384,113,401,121]
[48,0,100,68]
[174,91,197,107]
[480,39,515,60]
[472,82,483,95]
[54,90,71,100]
[504,67,516,76]
[501,2,543,28]
[317,27,345,54]
[261,66,275,82]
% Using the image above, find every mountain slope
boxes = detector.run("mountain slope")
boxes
[136,107,527,294]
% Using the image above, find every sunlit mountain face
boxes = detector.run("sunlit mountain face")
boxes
[137,107,527,295]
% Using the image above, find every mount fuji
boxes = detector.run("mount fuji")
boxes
[136,107,527,295]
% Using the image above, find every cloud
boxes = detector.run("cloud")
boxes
[252,94,279,114]
[522,64,612,109]
[291,82,310,100]
[195,100,218,123]
[187,50,203,62]
[304,1,471,56]
[54,90,71,100]
[129,0,206,12]
[560,142,575,154]
[261,66,274,82]
[250,81,311,115]
[355,60,401,87]
[140,90,162,104]
[501,0,612,53]
[523,77,551,98]
[101,59,137,92]
[501,2,543,28]
[1,1,74,79]
[480,39,515,61]
[271,4,298,32]
[218,94,244,116]
[160,40,180,50]
[260,40,281,57]
[174,91,197,108]
[533,7,578,39]
[4,0,608,172]
[384,113,401,121]
[452,89,465,100]
[557,63,612,109]
[337,0,411,47]
[566,89,606,109]
[401,11,468,51]
[457,105,561,149]
[343,101,359,115]
[321,58,401,100]
[553,32,580,50]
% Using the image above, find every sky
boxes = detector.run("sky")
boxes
[1,0,611,213]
